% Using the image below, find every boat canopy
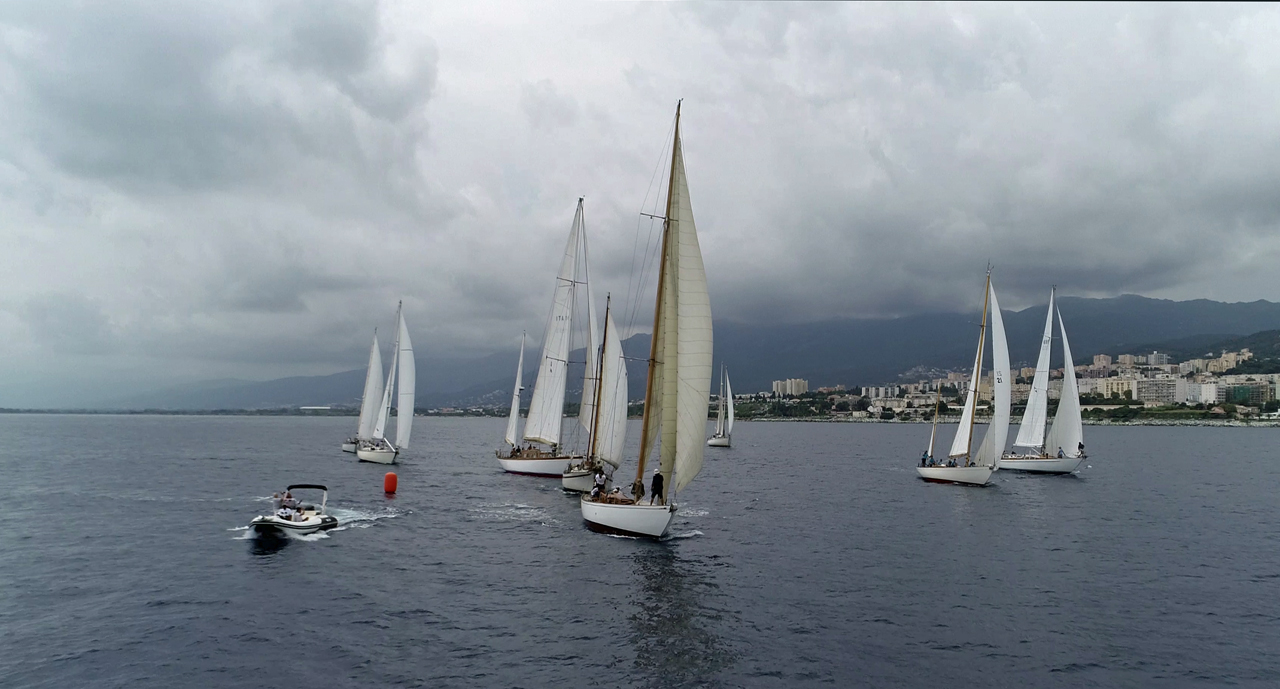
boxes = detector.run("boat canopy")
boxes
[286,484,329,492]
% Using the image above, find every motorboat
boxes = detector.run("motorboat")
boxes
[249,484,338,535]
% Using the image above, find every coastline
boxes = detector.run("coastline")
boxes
[741,416,1280,428]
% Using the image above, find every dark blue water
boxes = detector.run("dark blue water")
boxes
[1,415,1278,688]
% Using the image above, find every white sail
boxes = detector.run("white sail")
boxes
[356,333,383,440]
[724,369,734,436]
[578,204,600,436]
[394,311,415,449]
[593,311,628,469]
[948,329,984,459]
[713,369,725,436]
[662,129,714,495]
[1044,308,1084,458]
[1013,290,1055,450]
[504,334,525,447]
[372,312,400,441]
[975,282,1011,468]
[524,203,583,447]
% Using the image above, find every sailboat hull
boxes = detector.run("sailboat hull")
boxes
[357,448,397,464]
[706,435,730,447]
[916,465,995,486]
[496,454,576,477]
[998,455,1084,474]
[580,497,676,538]
[341,442,357,453]
[562,470,611,493]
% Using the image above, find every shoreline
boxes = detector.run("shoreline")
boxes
[741,416,1280,428]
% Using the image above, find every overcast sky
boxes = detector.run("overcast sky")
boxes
[2,2,1279,405]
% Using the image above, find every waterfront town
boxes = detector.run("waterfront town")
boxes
[739,346,1278,422]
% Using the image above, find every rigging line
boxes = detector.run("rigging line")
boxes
[622,111,678,338]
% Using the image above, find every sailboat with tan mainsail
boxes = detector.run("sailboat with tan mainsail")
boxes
[581,102,713,538]
[497,198,599,476]
[916,271,1009,486]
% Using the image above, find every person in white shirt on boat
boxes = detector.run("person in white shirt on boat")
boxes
[1057,447,1065,458]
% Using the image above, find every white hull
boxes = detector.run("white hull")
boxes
[249,513,338,535]
[562,470,612,493]
[580,496,676,538]
[999,454,1085,474]
[916,465,995,486]
[357,448,397,464]
[497,455,574,477]
[706,435,729,447]
[341,442,357,453]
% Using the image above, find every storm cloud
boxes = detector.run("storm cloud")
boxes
[1,2,1278,405]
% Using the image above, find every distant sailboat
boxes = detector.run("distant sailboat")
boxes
[916,271,1009,486]
[581,101,713,538]
[343,331,384,453]
[707,365,733,447]
[1000,288,1087,473]
[563,296,629,492]
[497,198,597,477]
[356,303,415,464]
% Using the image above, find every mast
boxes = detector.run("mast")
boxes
[965,272,991,466]
[927,386,941,457]
[634,100,682,491]
[588,296,611,460]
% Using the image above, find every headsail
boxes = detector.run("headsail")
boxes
[592,310,628,469]
[356,333,383,440]
[394,310,415,449]
[578,202,600,436]
[1044,308,1084,458]
[372,305,401,441]
[975,282,1011,468]
[713,368,726,436]
[504,334,525,447]
[948,306,986,459]
[524,202,583,447]
[1013,289,1055,450]
[724,368,734,436]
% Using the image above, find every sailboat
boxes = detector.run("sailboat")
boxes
[581,101,713,538]
[999,289,1086,473]
[706,365,733,447]
[562,297,629,492]
[916,271,1009,486]
[356,303,415,464]
[496,198,597,477]
[343,331,384,453]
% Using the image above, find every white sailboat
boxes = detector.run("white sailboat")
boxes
[563,297,629,492]
[581,102,713,538]
[497,198,597,477]
[1000,289,1086,473]
[707,365,733,447]
[356,303,415,464]
[916,271,1010,486]
[343,331,384,453]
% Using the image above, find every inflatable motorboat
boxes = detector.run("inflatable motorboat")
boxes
[250,484,339,535]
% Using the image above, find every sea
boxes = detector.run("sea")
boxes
[1,414,1277,688]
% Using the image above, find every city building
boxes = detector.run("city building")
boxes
[772,378,809,396]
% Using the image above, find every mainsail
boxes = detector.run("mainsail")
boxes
[372,305,402,441]
[1013,289,1055,450]
[504,334,525,447]
[713,370,726,436]
[724,369,734,436]
[356,333,383,440]
[394,310,415,449]
[1044,308,1084,458]
[524,201,584,447]
[637,106,713,495]
[974,282,1011,468]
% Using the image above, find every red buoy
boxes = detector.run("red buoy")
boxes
[384,472,398,494]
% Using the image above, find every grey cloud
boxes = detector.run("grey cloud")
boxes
[520,79,581,131]
[21,293,118,354]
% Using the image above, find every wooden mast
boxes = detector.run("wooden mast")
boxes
[587,295,610,460]
[634,101,682,496]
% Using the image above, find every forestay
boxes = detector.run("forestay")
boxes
[593,312,628,469]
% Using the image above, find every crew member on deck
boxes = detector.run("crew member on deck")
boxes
[650,468,665,506]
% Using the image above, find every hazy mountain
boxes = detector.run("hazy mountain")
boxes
[95,295,1280,410]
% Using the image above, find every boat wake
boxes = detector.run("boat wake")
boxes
[664,530,704,540]
[468,502,560,527]
[327,506,403,532]
[681,508,709,518]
